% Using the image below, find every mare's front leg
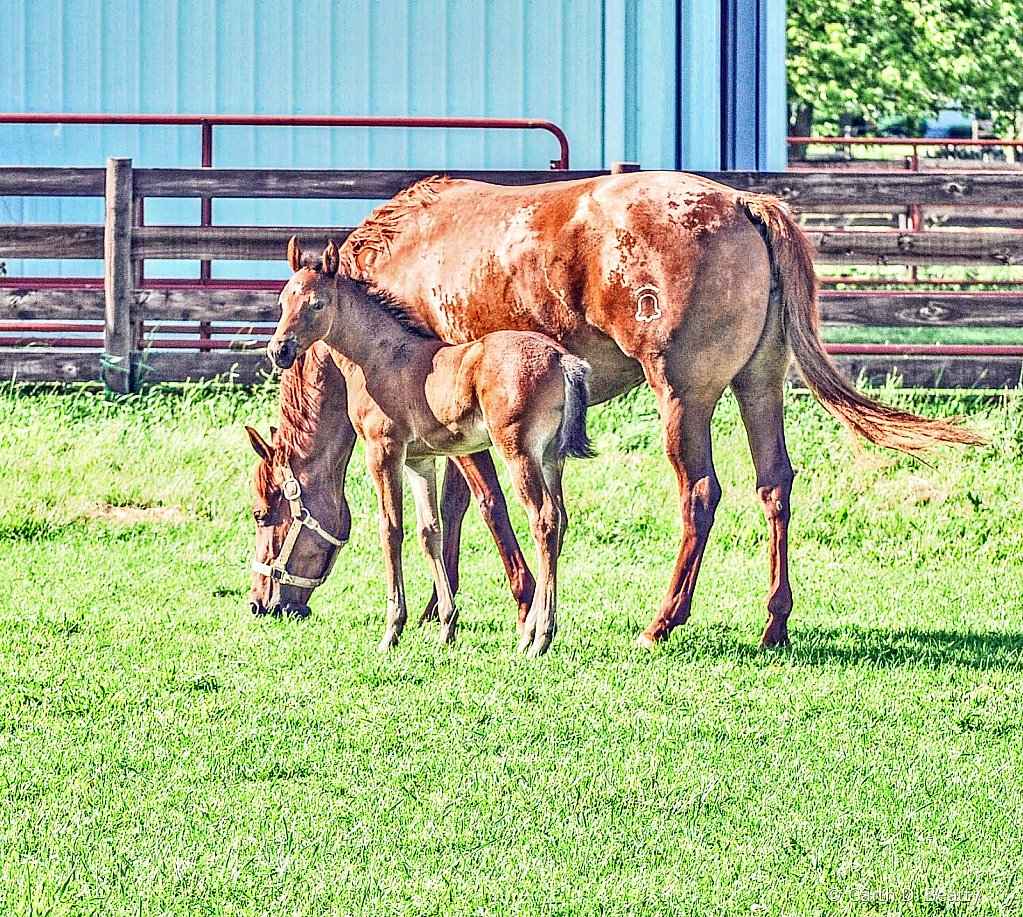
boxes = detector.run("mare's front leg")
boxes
[405,458,459,643]
[365,440,409,651]
[638,372,724,648]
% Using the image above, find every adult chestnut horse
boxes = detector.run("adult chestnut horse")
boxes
[253,170,981,648]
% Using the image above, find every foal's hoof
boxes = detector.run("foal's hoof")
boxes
[636,631,659,650]
[378,629,400,653]
[438,610,459,644]
[525,634,552,658]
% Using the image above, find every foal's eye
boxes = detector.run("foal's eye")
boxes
[312,300,325,312]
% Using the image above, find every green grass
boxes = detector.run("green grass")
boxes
[3,379,1023,915]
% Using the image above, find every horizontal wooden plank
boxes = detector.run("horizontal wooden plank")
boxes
[139,350,272,385]
[133,226,353,261]
[1,288,106,320]
[133,169,606,199]
[0,224,104,259]
[0,167,106,197]
[819,291,1023,328]
[6,284,1023,331]
[3,345,1016,391]
[702,171,1023,210]
[825,355,1023,389]
[0,349,100,383]
[808,230,1023,266]
[133,225,1023,266]
[135,288,279,322]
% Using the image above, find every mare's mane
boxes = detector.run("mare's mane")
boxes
[253,349,329,504]
[339,175,451,273]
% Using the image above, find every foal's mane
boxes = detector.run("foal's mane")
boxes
[347,275,437,340]
[339,175,451,273]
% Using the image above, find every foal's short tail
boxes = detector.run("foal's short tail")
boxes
[743,195,986,454]
[558,354,596,460]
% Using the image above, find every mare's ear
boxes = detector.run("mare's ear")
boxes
[245,425,274,463]
[322,239,340,276]
[287,236,302,273]
[270,425,278,441]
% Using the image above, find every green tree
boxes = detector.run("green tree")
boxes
[788,0,1023,136]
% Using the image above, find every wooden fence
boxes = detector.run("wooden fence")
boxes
[2,160,1023,391]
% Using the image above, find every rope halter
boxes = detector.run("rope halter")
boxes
[251,464,347,589]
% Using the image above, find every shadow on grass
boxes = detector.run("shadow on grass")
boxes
[657,622,1023,671]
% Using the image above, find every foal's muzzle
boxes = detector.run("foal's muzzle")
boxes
[268,336,299,370]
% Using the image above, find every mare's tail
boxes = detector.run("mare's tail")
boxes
[557,354,596,460]
[742,195,986,453]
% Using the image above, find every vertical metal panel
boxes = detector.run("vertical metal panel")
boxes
[720,0,786,170]
[761,0,787,170]
[678,0,721,169]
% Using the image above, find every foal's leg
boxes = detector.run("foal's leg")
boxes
[405,457,459,644]
[423,455,536,630]
[365,442,409,651]
[516,454,569,656]
[638,371,725,648]
[731,350,795,648]
[500,449,564,658]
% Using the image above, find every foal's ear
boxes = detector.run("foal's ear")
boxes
[245,425,274,463]
[322,239,340,276]
[287,236,302,273]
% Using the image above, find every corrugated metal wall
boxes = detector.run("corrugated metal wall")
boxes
[0,0,785,277]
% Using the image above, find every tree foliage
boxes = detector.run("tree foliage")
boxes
[788,0,1023,136]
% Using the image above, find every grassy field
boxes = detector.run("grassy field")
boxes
[2,378,1023,916]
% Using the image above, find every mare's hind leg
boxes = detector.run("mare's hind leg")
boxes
[422,454,536,631]
[731,347,795,648]
[638,370,725,648]
[405,458,459,644]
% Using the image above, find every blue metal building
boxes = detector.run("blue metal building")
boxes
[1,0,785,276]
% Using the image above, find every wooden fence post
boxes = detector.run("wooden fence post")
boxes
[103,157,136,393]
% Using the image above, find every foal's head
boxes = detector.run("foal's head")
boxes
[267,237,341,371]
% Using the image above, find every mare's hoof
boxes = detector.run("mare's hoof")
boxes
[636,632,659,650]
[378,629,399,653]
[419,606,440,626]
[759,617,790,649]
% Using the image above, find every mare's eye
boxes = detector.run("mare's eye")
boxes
[312,300,325,312]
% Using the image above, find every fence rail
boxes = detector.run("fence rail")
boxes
[2,161,1023,390]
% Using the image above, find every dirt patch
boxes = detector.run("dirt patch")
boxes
[85,503,189,525]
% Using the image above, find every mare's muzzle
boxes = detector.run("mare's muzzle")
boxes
[251,465,347,608]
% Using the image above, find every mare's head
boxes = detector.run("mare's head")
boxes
[267,237,341,371]
[246,346,353,617]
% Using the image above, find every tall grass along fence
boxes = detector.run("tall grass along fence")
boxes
[2,160,1023,391]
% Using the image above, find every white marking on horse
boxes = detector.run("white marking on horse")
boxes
[634,285,661,322]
